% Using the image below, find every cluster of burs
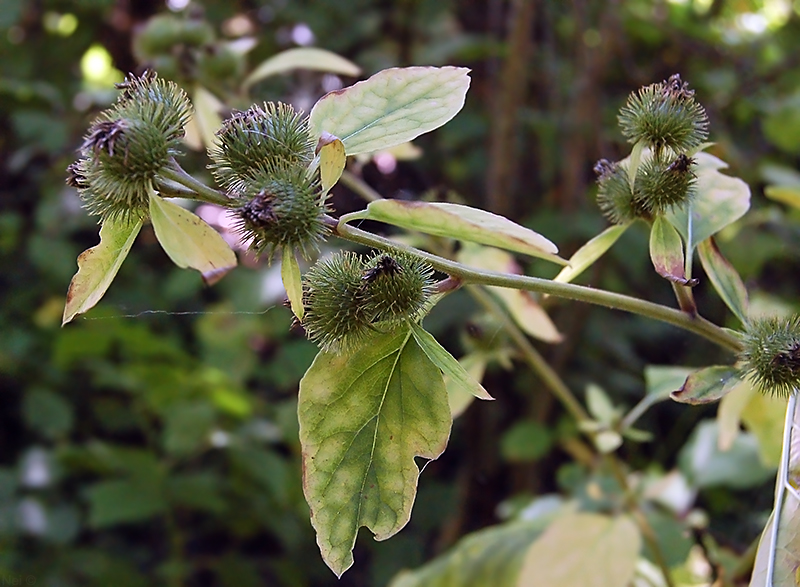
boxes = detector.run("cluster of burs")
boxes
[67,72,435,354]
[594,74,708,224]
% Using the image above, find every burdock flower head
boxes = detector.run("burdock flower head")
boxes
[302,251,437,353]
[739,315,800,398]
[230,162,329,259]
[68,71,192,222]
[618,74,708,153]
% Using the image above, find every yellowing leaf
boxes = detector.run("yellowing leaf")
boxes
[458,245,562,342]
[281,247,304,320]
[554,224,630,284]
[358,200,566,265]
[63,216,143,325]
[666,152,751,250]
[190,85,223,151]
[445,352,488,418]
[244,47,361,89]
[517,513,641,587]
[298,328,451,577]
[697,237,748,324]
[309,66,470,155]
[717,378,756,451]
[741,391,786,468]
[649,216,695,286]
[148,195,236,284]
[317,132,346,195]
[765,185,800,209]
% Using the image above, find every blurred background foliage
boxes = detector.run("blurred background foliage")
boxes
[3,0,800,585]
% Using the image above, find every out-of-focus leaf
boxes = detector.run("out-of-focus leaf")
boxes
[458,246,562,341]
[670,366,741,405]
[717,378,756,451]
[309,66,470,155]
[410,324,492,401]
[281,247,304,320]
[357,201,565,264]
[666,152,751,250]
[553,224,630,284]
[586,384,618,425]
[22,388,74,439]
[188,85,223,151]
[678,421,774,489]
[317,132,346,195]
[501,421,553,463]
[62,215,142,325]
[764,185,800,209]
[87,479,167,528]
[244,47,361,88]
[298,328,451,577]
[162,401,215,457]
[149,194,236,285]
[740,392,786,468]
[517,513,641,587]
[649,216,695,286]
[389,518,554,587]
[645,366,695,399]
[166,472,226,514]
[445,352,487,418]
[697,238,748,324]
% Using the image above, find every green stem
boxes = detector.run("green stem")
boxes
[160,160,232,207]
[331,217,743,353]
[468,285,591,423]
[340,170,383,202]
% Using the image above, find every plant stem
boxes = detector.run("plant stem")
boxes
[160,160,232,207]
[467,284,591,423]
[339,170,383,202]
[331,216,743,353]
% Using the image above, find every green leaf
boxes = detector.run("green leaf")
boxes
[354,200,566,264]
[309,66,470,156]
[670,365,741,405]
[445,352,487,418]
[166,472,226,514]
[553,223,630,284]
[87,478,167,528]
[298,328,452,577]
[244,47,361,89]
[645,365,695,400]
[389,518,555,587]
[516,513,641,587]
[649,216,695,286]
[678,420,774,489]
[717,377,755,451]
[162,401,215,457]
[697,237,748,324]
[410,323,493,401]
[666,152,751,250]
[62,215,142,325]
[281,247,304,320]
[501,421,553,463]
[148,194,236,285]
[765,185,800,209]
[317,132,346,195]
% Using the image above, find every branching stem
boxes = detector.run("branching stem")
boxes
[330,215,743,354]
